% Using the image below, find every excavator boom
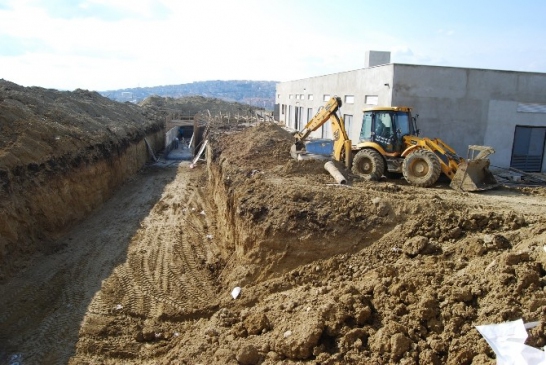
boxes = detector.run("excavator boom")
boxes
[291,97,352,167]
[294,97,342,143]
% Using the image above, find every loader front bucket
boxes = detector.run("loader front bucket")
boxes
[450,159,499,192]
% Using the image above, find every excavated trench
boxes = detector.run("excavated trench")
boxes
[204,140,396,285]
[0,130,164,281]
[0,80,168,281]
[2,118,546,364]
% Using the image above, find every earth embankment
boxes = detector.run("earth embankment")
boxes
[0,80,165,280]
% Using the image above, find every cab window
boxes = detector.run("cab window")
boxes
[360,112,373,141]
[375,112,393,137]
[395,112,411,135]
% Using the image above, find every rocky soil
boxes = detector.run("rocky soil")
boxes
[1,85,546,365]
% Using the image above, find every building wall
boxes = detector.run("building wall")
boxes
[276,65,394,140]
[486,100,546,171]
[392,64,546,170]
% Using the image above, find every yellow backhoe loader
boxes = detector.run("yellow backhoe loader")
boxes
[291,97,498,191]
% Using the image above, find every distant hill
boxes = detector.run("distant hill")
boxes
[139,95,264,119]
[100,80,278,110]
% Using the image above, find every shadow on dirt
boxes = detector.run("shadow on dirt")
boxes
[0,161,181,365]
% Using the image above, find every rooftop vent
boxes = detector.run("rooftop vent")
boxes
[365,51,391,68]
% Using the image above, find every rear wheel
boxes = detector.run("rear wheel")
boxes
[352,149,385,181]
[402,149,441,187]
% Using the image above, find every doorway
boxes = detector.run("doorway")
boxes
[510,126,546,172]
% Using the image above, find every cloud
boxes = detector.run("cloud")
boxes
[0,34,47,56]
[22,0,170,21]
[0,0,544,90]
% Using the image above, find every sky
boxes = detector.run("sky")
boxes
[1,0,545,91]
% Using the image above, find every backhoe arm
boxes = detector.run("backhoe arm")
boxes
[292,96,352,168]
[294,97,343,143]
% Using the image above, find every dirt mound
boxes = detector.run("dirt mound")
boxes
[190,123,546,364]
[0,80,163,169]
[0,79,165,280]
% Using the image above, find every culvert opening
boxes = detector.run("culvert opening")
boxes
[165,119,207,161]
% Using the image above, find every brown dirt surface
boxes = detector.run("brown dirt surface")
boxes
[0,79,165,280]
[2,104,546,364]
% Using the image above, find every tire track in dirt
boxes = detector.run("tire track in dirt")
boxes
[89,170,217,319]
[70,163,220,362]
[0,163,179,365]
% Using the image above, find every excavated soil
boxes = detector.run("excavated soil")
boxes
[2,114,546,364]
[0,79,165,281]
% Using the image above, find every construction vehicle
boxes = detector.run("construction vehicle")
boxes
[291,96,498,191]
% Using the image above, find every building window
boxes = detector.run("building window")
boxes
[322,118,331,138]
[281,104,286,114]
[277,94,281,99]
[289,94,294,99]
[345,95,355,104]
[323,94,331,101]
[344,114,353,139]
[308,94,313,100]
[307,108,313,123]
[511,126,546,172]
[288,105,293,126]
[300,94,304,99]
[365,95,378,105]
[517,103,546,113]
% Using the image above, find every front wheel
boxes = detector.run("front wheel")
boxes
[402,149,441,187]
[351,149,385,181]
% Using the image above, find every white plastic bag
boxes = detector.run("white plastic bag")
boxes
[476,319,546,365]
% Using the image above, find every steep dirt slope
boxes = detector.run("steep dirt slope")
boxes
[0,79,165,280]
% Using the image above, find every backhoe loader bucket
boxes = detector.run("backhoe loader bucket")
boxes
[291,140,332,161]
[450,158,499,192]
[290,143,303,160]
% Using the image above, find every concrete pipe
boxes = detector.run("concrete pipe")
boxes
[324,161,347,185]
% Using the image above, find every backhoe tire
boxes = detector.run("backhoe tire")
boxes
[352,149,385,181]
[402,149,441,187]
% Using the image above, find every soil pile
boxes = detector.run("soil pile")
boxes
[0,79,165,280]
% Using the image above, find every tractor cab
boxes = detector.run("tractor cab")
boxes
[358,106,416,153]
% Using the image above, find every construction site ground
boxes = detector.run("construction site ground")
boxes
[2,107,546,363]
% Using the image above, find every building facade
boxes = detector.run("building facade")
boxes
[275,51,546,172]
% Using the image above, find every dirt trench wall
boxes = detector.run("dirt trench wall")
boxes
[204,124,396,286]
[0,129,164,281]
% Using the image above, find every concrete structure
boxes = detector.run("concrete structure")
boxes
[275,51,546,172]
